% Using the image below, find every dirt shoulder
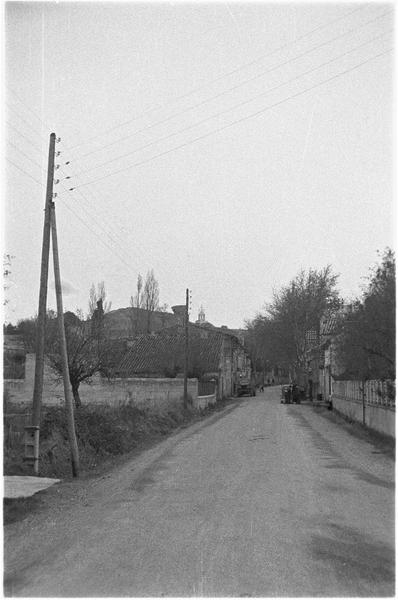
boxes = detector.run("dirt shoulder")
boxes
[309,402,395,459]
[4,397,240,526]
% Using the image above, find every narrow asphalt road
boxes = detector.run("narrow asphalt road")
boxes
[5,387,395,597]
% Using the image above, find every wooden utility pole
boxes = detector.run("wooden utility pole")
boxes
[28,133,56,473]
[183,288,189,409]
[50,204,80,477]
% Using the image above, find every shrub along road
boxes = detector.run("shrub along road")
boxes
[4,387,394,597]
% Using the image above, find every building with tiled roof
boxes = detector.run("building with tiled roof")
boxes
[115,323,252,399]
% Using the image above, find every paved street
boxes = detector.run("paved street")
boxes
[4,387,395,597]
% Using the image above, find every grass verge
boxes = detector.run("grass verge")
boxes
[4,397,234,524]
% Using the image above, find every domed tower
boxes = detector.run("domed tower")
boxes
[196,305,206,325]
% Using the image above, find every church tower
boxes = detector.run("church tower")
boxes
[197,305,206,325]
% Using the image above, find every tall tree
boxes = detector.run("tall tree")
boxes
[88,281,112,317]
[129,274,144,336]
[143,269,160,332]
[249,266,339,382]
[3,253,14,307]
[335,249,395,380]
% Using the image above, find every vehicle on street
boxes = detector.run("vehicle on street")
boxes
[281,383,304,404]
[236,374,256,397]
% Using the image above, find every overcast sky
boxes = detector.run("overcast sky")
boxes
[4,1,394,328]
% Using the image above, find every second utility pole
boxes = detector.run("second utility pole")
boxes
[183,288,189,409]
[50,203,80,477]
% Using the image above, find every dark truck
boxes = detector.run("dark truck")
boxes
[236,374,256,397]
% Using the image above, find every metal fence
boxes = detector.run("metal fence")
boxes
[332,379,395,409]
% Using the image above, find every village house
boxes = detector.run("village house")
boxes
[115,322,252,400]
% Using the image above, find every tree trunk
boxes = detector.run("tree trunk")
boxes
[72,385,81,409]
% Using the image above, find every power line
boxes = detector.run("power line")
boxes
[6,157,45,188]
[71,8,391,166]
[72,28,392,180]
[67,4,367,152]
[5,143,144,280]
[4,115,178,304]
[69,47,392,191]
[5,102,48,143]
[68,43,392,191]
[6,140,46,172]
[56,162,156,263]
[6,121,45,155]
[58,180,151,270]
[56,185,141,280]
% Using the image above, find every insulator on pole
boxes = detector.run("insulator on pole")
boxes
[56,137,61,143]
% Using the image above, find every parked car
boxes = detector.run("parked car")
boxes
[237,376,256,397]
[281,383,304,404]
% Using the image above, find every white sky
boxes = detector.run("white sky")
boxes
[3,1,395,328]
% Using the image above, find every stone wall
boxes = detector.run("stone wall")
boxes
[4,353,198,411]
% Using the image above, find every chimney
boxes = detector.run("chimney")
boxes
[172,305,186,325]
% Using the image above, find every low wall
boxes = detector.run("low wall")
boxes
[193,393,217,411]
[81,377,199,411]
[332,379,395,438]
[4,354,198,412]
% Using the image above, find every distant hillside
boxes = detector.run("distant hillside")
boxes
[103,307,179,339]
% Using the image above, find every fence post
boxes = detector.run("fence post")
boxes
[361,380,366,425]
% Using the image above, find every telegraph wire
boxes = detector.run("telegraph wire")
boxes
[56,157,162,271]
[6,121,45,155]
[58,177,154,270]
[6,157,45,188]
[4,94,169,287]
[67,4,367,152]
[72,27,392,179]
[56,162,153,262]
[67,32,392,186]
[5,138,151,278]
[68,47,392,191]
[71,8,391,166]
[57,184,144,280]
[6,140,46,172]
[5,96,143,262]
[5,102,48,144]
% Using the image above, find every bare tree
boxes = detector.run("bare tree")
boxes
[3,253,14,306]
[45,310,111,408]
[88,281,112,317]
[129,274,144,336]
[130,273,143,309]
[143,269,160,332]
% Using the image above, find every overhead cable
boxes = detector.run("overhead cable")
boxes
[68,47,392,191]
[6,158,45,188]
[67,4,367,152]
[71,8,391,166]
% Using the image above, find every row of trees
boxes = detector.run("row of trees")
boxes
[245,249,395,384]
